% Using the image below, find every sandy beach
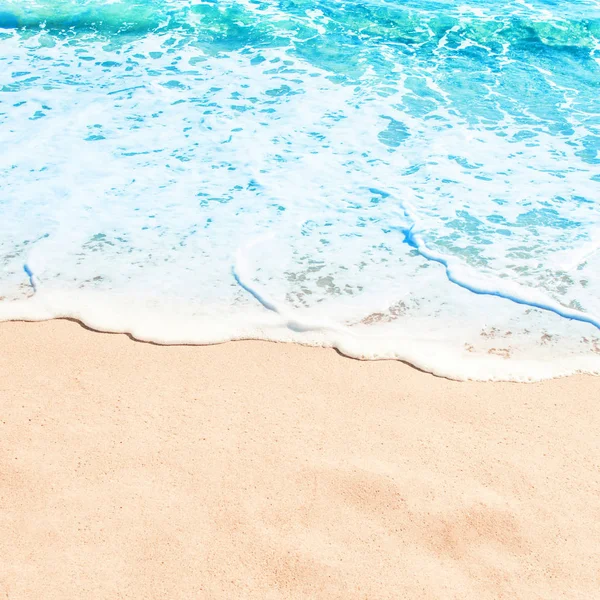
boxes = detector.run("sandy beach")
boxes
[1,319,599,599]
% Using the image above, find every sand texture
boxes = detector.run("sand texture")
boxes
[1,319,599,599]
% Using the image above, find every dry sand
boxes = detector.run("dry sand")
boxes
[1,319,599,599]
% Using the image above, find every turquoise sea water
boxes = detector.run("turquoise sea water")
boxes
[1,0,600,379]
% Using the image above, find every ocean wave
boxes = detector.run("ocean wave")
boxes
[1,0,598,53]
[0,0,163,33]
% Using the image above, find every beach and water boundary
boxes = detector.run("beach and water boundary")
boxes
[2,0,600,595]
[3,0,600,382]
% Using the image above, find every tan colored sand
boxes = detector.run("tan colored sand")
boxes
[1,319,599,599]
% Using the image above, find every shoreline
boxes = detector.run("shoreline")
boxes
[2,300,600,381]
[2,319,600,598]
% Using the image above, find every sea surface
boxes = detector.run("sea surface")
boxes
[1,0,600,380]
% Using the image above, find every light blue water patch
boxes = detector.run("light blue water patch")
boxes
[1,0,600,380]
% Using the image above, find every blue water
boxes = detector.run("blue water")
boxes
[1,0,600,380]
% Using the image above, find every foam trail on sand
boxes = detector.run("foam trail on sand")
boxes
[233,236,281,315]
[23,264,37,293]
[233,236,350,335]
[394,200,600,332]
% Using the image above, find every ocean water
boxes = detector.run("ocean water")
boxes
[1,0,600,380]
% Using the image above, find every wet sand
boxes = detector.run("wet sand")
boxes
[1,319,599,599]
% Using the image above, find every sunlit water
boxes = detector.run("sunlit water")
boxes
[1,0,600,379]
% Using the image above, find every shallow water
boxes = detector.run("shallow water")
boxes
[1,0,600,380]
